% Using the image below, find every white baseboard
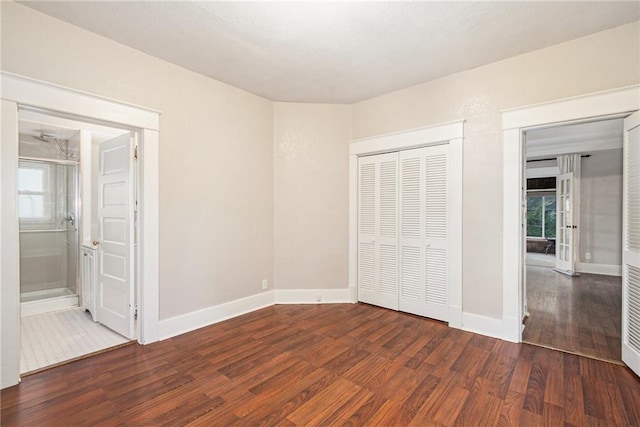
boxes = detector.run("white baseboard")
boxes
[275,287,353,304]
[159,287,355,340]
[461,312,504,340]
[501,315,521,343]
[448,305,463,329]
[348,283,357,303]
[576,262,622,277]
[159,288,516,344]
[159,291,275,340]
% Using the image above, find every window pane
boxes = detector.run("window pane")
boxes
[18,194,45,218]
[527,195,543,237]
[544,197,556,238]
[18,167,44,192]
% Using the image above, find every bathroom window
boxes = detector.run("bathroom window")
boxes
[18,162,52,222]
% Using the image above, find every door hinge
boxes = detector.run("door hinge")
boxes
[134,146,138,160]
[133,304,138,320]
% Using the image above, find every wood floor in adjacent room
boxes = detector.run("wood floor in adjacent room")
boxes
[523,266,622,362]
[2,303,639,426]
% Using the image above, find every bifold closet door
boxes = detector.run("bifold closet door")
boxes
[399,145,449,321]
[358,153,399,310]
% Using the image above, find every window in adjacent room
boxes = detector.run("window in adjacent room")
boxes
[526,177,556,239]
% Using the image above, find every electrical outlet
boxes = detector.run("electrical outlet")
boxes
[262,279,268,290]
[585,252,591,260]
[316,294,322,302]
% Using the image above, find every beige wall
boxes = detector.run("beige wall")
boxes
[1,2,274,319]
[352,21,640,319]
[273,103,351,290]
[580,148,623,266]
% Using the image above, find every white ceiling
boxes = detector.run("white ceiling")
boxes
[525,117,624,159]
[21,1,640,103]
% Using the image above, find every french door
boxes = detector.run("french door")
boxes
[556,172,575,273]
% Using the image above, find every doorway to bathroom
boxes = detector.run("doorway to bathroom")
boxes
[1,72,160,389]
[18,110,134,374]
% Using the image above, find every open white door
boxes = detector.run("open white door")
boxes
[96,133,135,339]
[556,172,575,273]
[622,111,640,377]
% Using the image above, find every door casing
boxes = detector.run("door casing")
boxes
[348,120,464,330]
[0,72,160,389]
[502,84,640,343]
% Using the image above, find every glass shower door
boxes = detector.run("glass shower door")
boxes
[18,160,79,303]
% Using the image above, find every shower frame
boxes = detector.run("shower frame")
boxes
[17,154,82,313]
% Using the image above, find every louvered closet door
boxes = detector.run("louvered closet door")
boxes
[399,144,449,321]
[358,153,399,310]
[622,111,640,377]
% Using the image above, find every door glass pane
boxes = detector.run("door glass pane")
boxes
[526,195,542,237]
[544,197,556,238]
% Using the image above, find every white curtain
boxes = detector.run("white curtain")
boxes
[557,154,581,270]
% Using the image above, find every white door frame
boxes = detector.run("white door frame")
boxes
[348,120,464,329]
[1,72,160,388]
[501,85,640,343]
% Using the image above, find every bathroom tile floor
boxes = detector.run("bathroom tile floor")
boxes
[20,307,130,374]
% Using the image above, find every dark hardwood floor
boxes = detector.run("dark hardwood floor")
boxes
[523,266,622,362]
[2,303,639,426]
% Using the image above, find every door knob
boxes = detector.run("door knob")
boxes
[92,240,100,246]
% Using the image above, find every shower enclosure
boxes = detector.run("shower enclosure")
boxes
[18,132,80,312]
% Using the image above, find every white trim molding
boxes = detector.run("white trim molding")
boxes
[461,312,504,341]
[1,72,161,388]
[159,292,276,340]
[576,262,622,277]
[502,84,640,343]
[349,120,464,330]
[350,120,464,156]
[1,72,160,130]
[274,288,353,304]
[1,99,20,389]
[159,287,356,340]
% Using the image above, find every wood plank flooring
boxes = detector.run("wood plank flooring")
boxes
[2,303,639,426]
[523,266,622,362]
